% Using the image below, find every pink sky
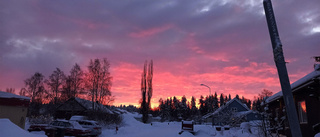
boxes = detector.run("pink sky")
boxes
[0,0,319,107]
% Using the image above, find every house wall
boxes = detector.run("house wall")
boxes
[294,86,320,137]
[56,98,87,119]
[246,113,262,121]
[267,82,320,137]
[212,99,250,126]
[0,105,28,128]
[224,101,248,112]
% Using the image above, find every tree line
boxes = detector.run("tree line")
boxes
[154,89,272,122]
[18,58,113,106]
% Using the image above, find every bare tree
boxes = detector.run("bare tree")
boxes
[22,72,46,103]
[69,63,85,97]
[19,88,27,96]
[45,68,66,104]
[259,89,273,100]
[61,63,85,101]
[85,58,113,109]
[61,76,73,101]
[98,59,113,105]
[86,59,101,109]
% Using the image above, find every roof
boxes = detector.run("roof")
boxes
[233,110,258,117]
[202,97,250,119]
[74,98,113,114]
[0,91,30,100]
[266,67,320,103]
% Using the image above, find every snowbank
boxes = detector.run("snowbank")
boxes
[3,112,263,137]
[0,119,46,137]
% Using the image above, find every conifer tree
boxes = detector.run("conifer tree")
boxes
[220,93,225,106]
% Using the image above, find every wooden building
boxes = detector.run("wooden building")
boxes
[266,64,320,137]
[0,91,30,129]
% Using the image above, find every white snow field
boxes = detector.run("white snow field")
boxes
[100,112,260,137]
[0,119,46,137]
[1,112,262,137]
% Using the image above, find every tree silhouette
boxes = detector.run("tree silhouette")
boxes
[22,72,45,103]
[140,60,153,123]
[85,58,113,109]
[45,68,66,104]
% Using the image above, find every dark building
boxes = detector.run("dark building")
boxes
[56,97,113,119]
[0,91,30,128]
[202,98,261,126]
[266,64,320,137]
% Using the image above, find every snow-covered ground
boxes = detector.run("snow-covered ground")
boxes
[101,112,261,137]
[1,112,263,137]
[0,119,46,137]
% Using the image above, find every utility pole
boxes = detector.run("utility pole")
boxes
[263,0,302,137]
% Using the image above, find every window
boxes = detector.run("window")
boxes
[297,101,308,123]
[231,107,237,112]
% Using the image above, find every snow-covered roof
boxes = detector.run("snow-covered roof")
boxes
[115,108,128,113]
[74,98,113,114]
[266,68,320,103]
[234,110,257,117]
[202,112,214,119]
[0,91,30,100]
[215,98,249,115]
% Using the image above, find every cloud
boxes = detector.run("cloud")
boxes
[0,0,319,107]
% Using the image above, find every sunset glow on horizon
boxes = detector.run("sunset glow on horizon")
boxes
[1,0,319,108]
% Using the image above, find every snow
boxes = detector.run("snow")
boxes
[74,97,113,114]
[99,112,262,137]
[6,112,266,137]
[0,91,30,100]
[182,120,194,124]
[0,119,45,137]
[69,115,88,121]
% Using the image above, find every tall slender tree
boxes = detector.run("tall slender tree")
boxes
[140,60,153,123]
[147,60,153,109]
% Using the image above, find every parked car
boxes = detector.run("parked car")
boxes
[28,124,48,132]
[45,120,90,137]
[74,120,102,137]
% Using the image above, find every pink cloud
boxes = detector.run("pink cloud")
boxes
[129,24,173,38]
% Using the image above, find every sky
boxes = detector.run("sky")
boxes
[1,0,319,108]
